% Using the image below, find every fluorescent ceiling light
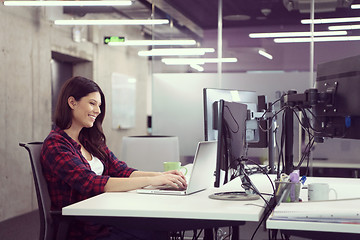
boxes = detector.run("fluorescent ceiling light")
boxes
[351,4,360,9]
[302,17,360,24]
[258,50,273,60]
[274,36,360,43]
[109,40,197,46]
[161,58,238,65]
[54,19,169,25]
[4,0,132,6]
[247,70,285,74]
[138,48,215,56]
[328,25,360,30]
[190,64,204,72]
[249,31,347,38]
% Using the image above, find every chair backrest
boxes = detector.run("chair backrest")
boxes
[20,142,54,240]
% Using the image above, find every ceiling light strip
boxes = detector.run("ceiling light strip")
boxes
[249,31,347,38]
[4,0,132,6]
[109,40,197,46]
[55,19,169,25]
[161,58,237,65]
[258,50,273,60]
[138,48,215,56]
[302,17,360,24]
[328,25,360,30]
[190,64,204,72]
[274,36,360,43]
[351,4,360,9]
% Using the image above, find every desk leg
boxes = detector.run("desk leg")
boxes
[204,228,213,239]
[353,169,359,178]
[231,226,239,240]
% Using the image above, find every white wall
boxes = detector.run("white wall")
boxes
[1,6,53,222]
[0,6,149,222]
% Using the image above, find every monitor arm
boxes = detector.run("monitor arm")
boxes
[283,88,335,108]
[281,88,335,174]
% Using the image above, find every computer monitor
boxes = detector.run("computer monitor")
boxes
[203,88,268,148]
[282,55,360,174]
[314,55,360,140]
[212,100,261,201]
[215,100,248,187]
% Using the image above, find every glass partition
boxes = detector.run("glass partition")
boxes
[148,0,360,175]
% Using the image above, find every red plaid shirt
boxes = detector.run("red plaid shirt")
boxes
[41,127,136,240]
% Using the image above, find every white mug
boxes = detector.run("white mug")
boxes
[308,183,337,201]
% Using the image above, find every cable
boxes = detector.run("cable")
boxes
[250,196,277,240]
[234,159,278,240]
[260,94,288,120]
[301,108,323,134]
[295,135,315,170]
[273,118,281,176]
[224,105,240,134]
[247,184,270,206]
[258,105,288,132]
[191,229,203,240]
[304,137,315,176]
[243,158,276,194]
[262,93,340,178]
[277,110,286,178]
[289,106,317,171]
[282,105,313,173]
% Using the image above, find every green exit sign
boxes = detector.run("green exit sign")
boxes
[104,36,125,44]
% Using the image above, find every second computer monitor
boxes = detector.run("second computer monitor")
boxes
[203,88,268,148]
[215,100,248,187]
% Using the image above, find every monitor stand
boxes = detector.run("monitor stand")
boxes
[209,163,261,201]
[208,191,260,201]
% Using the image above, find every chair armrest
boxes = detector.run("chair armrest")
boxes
[49,210,62,216]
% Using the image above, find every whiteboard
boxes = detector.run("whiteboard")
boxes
[111,73,136,129]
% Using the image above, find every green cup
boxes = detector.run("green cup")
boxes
[163,162,188,175]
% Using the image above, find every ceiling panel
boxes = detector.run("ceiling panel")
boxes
[161,0,360,29]
[63,0,360,41]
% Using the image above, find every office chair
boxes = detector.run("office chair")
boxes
[19,142,70,240]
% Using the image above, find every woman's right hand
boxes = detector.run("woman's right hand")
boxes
[149,171,187,190]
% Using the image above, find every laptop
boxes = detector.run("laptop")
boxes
[136,141,217,196]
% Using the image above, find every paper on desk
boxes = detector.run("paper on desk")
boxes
[271,198,360,223]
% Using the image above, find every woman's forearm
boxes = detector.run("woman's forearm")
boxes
[130,171,162,178]
[104,176,152,192]
[104,171,163,192]
[103,170,187,192]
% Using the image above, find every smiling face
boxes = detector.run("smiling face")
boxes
[68,91,102,130]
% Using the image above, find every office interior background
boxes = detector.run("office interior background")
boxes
[2,0,360,225]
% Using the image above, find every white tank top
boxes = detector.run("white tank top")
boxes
[87,155,104,175]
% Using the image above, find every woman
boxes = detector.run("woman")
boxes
[41,76,187,240]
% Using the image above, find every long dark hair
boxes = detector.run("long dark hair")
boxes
[54,76,107,160]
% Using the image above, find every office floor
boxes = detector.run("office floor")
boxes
[0,210,39,240]
[0,210,311,240]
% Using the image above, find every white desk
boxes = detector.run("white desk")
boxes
[295,160,360,169]
[63,174,274,235]
[267,177,360,238]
